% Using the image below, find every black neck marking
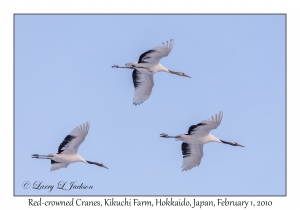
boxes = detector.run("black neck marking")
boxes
[220,140,234,146]
[86,160,98,165]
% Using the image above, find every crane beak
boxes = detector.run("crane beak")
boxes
[99,163,109,169]
[183,74,191,78]
[235,143,245,147]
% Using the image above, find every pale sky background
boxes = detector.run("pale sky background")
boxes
[14,14,285,196]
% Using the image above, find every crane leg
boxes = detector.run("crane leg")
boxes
[160,133,182,141]
[112,64,133,69]
[31,154,50,159]
[111,64,147,69]
[160,133,177,138]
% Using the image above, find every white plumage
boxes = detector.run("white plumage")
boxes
[132,70,154,105]
[112,39,191,105]
[32,122,108,171]
[59,121,90,154]
[160,111,244,171]
[181,144,204,171]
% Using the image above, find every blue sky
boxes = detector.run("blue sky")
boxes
[14,14,285,196]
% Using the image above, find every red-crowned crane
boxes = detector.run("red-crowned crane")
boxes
[112,39,191,105]
[160,111,244,171]
[32,122,108,171]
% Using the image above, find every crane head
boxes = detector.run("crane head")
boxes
[86,160,109,169]
[220,140,245,147]
[231,142,244,147]
[96,162,109,169]
[168,70,191,78]
[178,72,191,78]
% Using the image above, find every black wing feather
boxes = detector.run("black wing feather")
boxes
[182,142,192,158]
[187,123,206,135]
[138,50,156,63]
[51,159,60,164]
[58,135,76,154]
[132,69,141,88]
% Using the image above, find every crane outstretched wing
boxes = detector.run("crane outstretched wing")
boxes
[138,39,174,64]
[132,69,154,105]
[181,143,204,171]
[57,121,90,154]
[187,111,223,136]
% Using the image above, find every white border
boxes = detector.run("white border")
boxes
[2,0,297,209]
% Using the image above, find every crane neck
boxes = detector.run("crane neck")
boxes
[157,63,169,73]
[86,160,97,165]
[207,134,222,143]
